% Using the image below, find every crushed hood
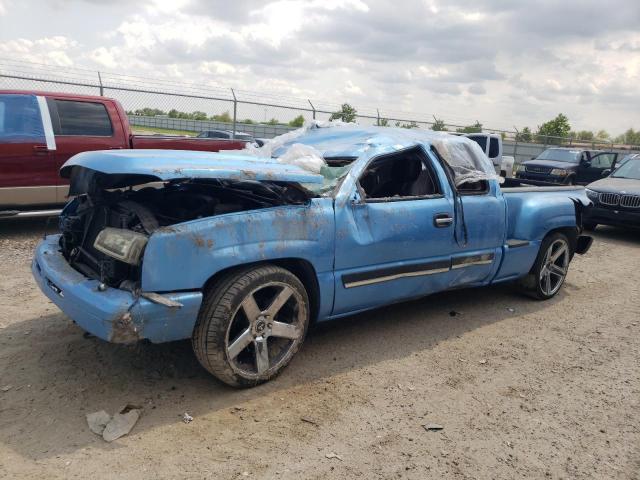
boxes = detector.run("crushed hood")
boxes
[61,149,324,195]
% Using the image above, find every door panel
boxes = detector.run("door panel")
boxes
[333,196,455,314]
[46,98,127,197]
[448,185,506,287]
[580,153,617,183]
[0,94,57,205]
[332,146,456,314]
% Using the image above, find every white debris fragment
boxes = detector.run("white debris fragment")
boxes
[182,412,193,424]
[1,385,12,392]
[325,452,343,461]
[86,410,111,435]
[102,407,141,442]
[87,404,142,442]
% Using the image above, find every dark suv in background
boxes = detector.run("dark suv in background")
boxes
[515,148,618,185]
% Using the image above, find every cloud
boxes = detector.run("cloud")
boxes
[1,0,639,133]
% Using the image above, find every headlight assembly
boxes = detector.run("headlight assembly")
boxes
[585,189,599,202]
[516,164,526,172]
[94,228,149,265]
[550,168,568,176]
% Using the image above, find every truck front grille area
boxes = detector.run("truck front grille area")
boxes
[598,193,640,208]
[525,165,552,174]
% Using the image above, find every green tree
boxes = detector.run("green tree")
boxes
[431,117,447,131]
[288,115,305,128]
[211,111,232,123]
[132,107,166,116]
[456,121,483,134]
[616,128,640,145]
[596,130,609,139]
[378,118,389,127]
[191,111,208,121]
[264,118,280,126]
[536,114,571,144]
[241,118,255,125]
[575,130,594,141]
[329,103,357,123]
[516,127,533,142]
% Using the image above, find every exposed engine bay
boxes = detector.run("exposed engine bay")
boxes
[59,179,311,289]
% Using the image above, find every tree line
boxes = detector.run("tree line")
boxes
[128,105,640,146]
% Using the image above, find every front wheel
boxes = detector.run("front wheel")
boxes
[192,265,309,387]
[520,232,571,300]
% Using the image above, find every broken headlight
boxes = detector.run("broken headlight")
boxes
[93,228,148,265]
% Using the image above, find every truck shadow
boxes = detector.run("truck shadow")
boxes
[0,281,564,460]
[591,225,640,245]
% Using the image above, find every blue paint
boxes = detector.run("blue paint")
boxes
[34,126,590,344]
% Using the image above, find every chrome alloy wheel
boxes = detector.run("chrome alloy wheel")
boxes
[225,282,305,378]
[539,238,570,296]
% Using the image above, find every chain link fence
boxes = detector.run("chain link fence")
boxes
[2,57,639,163]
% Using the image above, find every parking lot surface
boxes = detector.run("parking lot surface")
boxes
[0,219,638,479]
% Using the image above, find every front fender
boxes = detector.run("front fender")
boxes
[140,199,335,292]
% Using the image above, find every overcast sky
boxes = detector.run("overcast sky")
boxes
[0,0,639,134]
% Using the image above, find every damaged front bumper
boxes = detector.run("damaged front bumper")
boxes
[32,235,202,343]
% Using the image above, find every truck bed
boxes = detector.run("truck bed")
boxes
[129,135,247,152]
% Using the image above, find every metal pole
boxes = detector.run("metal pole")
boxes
[308,100,316,120]
[97,71,104,96]
[513,126,519,165]
[376,109,380,127]
[231,88,237,139]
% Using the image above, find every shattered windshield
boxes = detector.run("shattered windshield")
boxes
[302,164,352,195]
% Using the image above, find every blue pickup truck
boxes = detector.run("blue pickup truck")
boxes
[32,125,592,387]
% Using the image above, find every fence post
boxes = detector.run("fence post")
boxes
[308,99,316,120]
[97,71,104,96]
[231,88,237,139]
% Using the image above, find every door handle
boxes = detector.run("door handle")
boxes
[434,213,453,228]
[33,145,50,155]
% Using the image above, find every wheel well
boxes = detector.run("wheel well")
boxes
[202,259,321,323]
[545,226,578,256]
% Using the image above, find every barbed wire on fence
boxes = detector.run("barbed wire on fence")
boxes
[1,57,639,156]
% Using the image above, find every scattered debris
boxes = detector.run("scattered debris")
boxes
[407,385,416,391]
[86,410,111,435]
[479,359,488,365]
[449,311,461,317]
[325,452,343,461]
[589,347,598,353]
[87,404,143,442]
[506,307,516,313]
[1,385,12,392]
[301,416,320,427]
[423,423,444,432]
[182,412,193,424]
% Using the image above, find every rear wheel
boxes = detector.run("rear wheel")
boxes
[192,265,309,387]
[520,232,571,300]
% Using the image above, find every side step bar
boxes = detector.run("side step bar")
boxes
[0,209,61,219]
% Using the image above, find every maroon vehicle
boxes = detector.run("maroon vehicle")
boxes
[0,91,247,217]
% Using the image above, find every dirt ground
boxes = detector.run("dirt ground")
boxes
[0,219,638,480]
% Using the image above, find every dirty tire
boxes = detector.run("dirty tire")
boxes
[519,232,572,301]
[192,265,309,388]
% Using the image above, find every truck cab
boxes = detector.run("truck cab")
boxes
[0,90,247,218]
